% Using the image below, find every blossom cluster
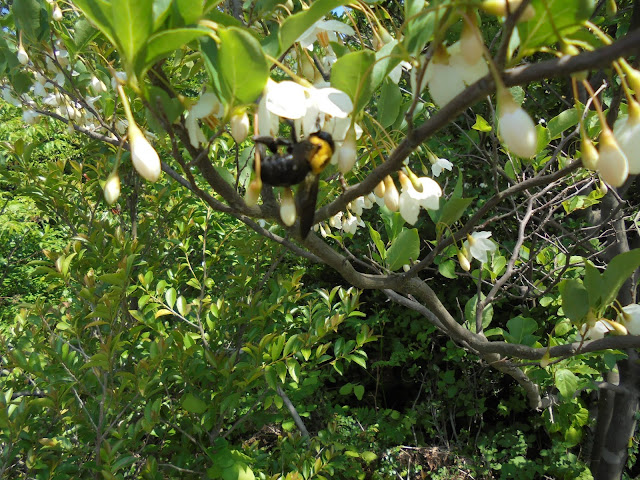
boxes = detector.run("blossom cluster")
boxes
[579,304,640,340]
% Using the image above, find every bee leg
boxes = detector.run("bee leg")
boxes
[253,136,292,153]
[296,173,320,239]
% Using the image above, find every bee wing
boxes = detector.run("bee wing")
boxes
[296,172,320,239]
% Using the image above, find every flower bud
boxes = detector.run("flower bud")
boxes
[280,188,297,226]
[614,100,640,174]
[461,19,484,66]
[581,135,599,170]
[602,318,628,335]
[458,249,471,272]
[374,180,386,198]
[230,111,249,143]
[338,129,357,173]
[480,0,536,21]
[383,176,399,211]
[52,4,63,21]
[129,122,161,182]
[90,76,107,94]
[245,178,262,207]
[597,128,628,187]
[498,90,537,158]
[17,44,29,65]
[104,173,121,205]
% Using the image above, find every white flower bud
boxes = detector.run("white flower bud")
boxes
[52,4,63,21]
[597,128,628,188]
[17,44,29,65]
[374,180,386,198]
[498,91,537,158]
[460,20,484,66]
[614,100,640,174]
[458,250,471,272]
[280,188,297,226]
[129,122,161,182]
[581,136,599,170]
[104,173,121,205]
[338,128,357,173]
[383,176,399,212]
[90,76,107,94]
[230,111,249,143]
[245,178,262,207]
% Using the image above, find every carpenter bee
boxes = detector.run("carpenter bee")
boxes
[254,131,335,239]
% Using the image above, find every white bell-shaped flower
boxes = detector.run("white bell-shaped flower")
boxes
[129,122,161,182]
[498,90,537,158]
[597,128,629,187]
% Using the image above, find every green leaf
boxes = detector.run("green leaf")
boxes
[503,316,540,346]
[547,108,579,139]
[378,78,402,128]
[353,384,365,400]
[464,295,494,333]
[368,223,386,261]
[74,0,116,47]
[172,0,203,26]
[584,262,603,308]
[472,114,492,132]
[182,393,207,414]
[559,279,589,322]
[555,368,578,400]
[13,0,49,41]
[144,27,211,69]
[331,50,376,114]
[386,228,420,271]
[435,197,473,227]
[601,249,640,307]
[339,383,353,395]
[111,0,153,67]
[518,0,596,54]
[438,259,457,279]
[277,0,351,56]
[403,7,436,55]
[165,287,177,309]
[216,27,269,105]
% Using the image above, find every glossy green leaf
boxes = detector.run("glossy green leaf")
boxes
[503,316,540,346]
[435,197,473,227]
[518,0,596,53]
[548,108,579,139]
[403,8,436,56]
[331,50,376,113]
[165,287,177,309]
[217,27,269,104]
[559,279,589,322]
[111,0,153,66]
[73,0,116,46]
[378,78,402,128]
[12,0,49,41]
[464,295,494,333]
[386,228,420,271]
[472,114,492,132]
[555,368,578,400]
[353,384,364,400]
[144,27,211,69]
[601,249,640,307]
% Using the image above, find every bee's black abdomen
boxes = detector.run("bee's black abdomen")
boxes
[260,153,311,186]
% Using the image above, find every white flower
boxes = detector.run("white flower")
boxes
[463,231,497,263]
[329,211,343,229]
[90,76,107,94]
[578,319,613,341]
[103,173,120,205]
[618,304,640,335]
[111,71,127,90]
[301,86,352,137]
[22,109,39,124]
[337,128,357,173]
[297,19,354,51]
[613,100,640,174]
[498,91,537,158]
[129,122,161,182]
[430,157,453,177]
[397,172,442,225]
[280,188,296,226]
[448,41,489,86]
[350,196,366,216]
[598,128,628,187]
[425,59,466,107]
[342,213,362,235]
[52,4,63,21]
[230,110,250,143]
[186,92,223,147]
[383,175,399,212]
[17,44,29,65]
[388,61,412,84]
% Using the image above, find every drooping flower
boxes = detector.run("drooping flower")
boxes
[103,173,121,205]
[578,319,614,341]
[337,127,357,173]
[463,231,497,263]
[498,89,537,158]
[480,0,536,21]
[230,110,250,143]
[52,4,63,21]
[614,99,640,174]
[186,92,223,147]
[424,46,466,107]
[397,171,442,225]
[280,188,297,226]
[296,19,355,51]
[618,304,640,335]
[597,128,628,187]
[17,44,29,65]
[129,122,161,182]
[581,133,599,170]
[383,175,399,212]
[428,152,453,177]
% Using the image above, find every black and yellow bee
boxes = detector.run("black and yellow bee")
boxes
[254,131,334,239]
